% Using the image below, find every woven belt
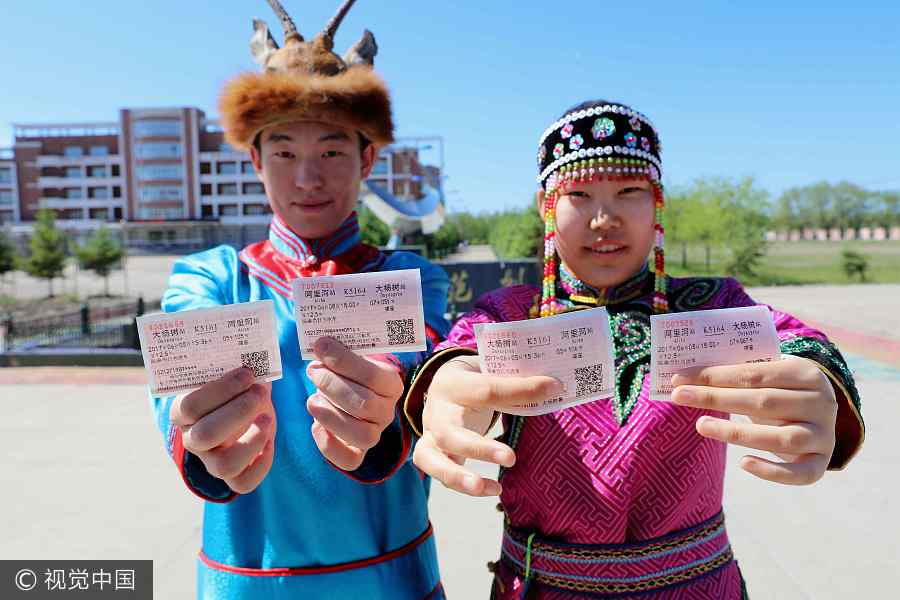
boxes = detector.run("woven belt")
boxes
[500,511,733,595]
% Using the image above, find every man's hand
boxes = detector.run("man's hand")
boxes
[169,367,276,494]
[306,337,405,472]
[413,355,562,497]
[672,355,837,485]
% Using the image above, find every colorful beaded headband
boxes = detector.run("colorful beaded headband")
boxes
[537,102,669,317]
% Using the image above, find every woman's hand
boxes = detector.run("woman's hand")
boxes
[413,355,563,496]
[671,355,837,485]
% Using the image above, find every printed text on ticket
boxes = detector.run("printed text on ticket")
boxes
[293,269,427,360]
[650,305,780,401]
[138,300,283,396]
[474,308,615,416]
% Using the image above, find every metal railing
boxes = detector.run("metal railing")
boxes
[2,298,158,352]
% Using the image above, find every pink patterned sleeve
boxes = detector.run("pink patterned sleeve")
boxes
[402,309,497,436]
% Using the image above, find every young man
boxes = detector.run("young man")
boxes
[150,2,449,598]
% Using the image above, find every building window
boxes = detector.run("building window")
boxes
[368,177,389,189]
[65,167,81,179]
[217,162,238,175]
[113,207,122,220]
[113,186,122,198]
[134,120,181,138]
[242,182,264,195]
[201,183,213,196]
[134,142,182,160]
[242,161,254,174]
[200,162,211,175]
[371,158,389,176]
[220,143,236,153]
[87,166,107,178]
[112,164,120,177]
[0,168,11,184]
[89,208,109,220]
[0,210,13,223]
[201,204,214,218]
[0,190,13,204]
[138,185,182,202]
[219,204,238,216]
[88,187,110,199]
[135,206,184,220]
[217,183,238,196]
[244,204,267,215]
[89,146,109,156]
[64,146,83,157]
[65,188,83,199]
[136,164,183,181]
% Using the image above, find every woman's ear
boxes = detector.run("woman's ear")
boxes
[536,188,546,223]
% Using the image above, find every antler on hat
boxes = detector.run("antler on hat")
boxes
[219,0,394,150]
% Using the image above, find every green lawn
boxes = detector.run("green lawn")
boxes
[666,241,900,285]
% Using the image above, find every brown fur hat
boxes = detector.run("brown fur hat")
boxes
[219,1,394,150]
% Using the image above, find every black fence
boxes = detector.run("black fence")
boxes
[2,298,158,352]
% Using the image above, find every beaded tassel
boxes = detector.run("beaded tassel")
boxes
[539,158,669,316]
[540,188,558,317]
[652,185,669,313]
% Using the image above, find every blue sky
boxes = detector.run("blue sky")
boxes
[2,1,897,213]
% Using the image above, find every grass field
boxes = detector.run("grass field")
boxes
[666,240,900,285]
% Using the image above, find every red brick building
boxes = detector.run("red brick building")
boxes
[3,107,442,248]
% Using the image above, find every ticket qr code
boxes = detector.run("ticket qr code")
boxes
[241,350,271,377]
[574,364,605,397]
[386,319,415,346]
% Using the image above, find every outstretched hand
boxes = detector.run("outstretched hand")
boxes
[671,355,837,485]
[413,355,563,496]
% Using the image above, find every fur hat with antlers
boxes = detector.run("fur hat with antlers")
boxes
[219,0,394,150]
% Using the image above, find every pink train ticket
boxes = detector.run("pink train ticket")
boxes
[650,305,780,401]
[292,269,426,360]
[137,300,282,396]
[474,308,615,416]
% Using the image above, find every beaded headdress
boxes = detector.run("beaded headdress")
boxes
[536,101,668,316]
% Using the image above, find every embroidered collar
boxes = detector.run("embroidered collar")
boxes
[558,262,653,307]
[268,211,362,267]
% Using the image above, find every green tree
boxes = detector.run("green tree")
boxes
[877,191,900,228]
[489,207,543,259]
[75,226,124,297]
[24,209,67,297]
[424,220,462,259]
[357,204,391,247]
[777,181,872,233]
[717,177,771,280]
[0,229,16,299]
[841,248,869,282]
[446,212,492,244]
[662,188,692,268]
[670,177,770,277]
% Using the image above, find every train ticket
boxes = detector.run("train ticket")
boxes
[474,308,615,416]
[137,300,283,396]
[292,269,427,360]
[650,305,780,401]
